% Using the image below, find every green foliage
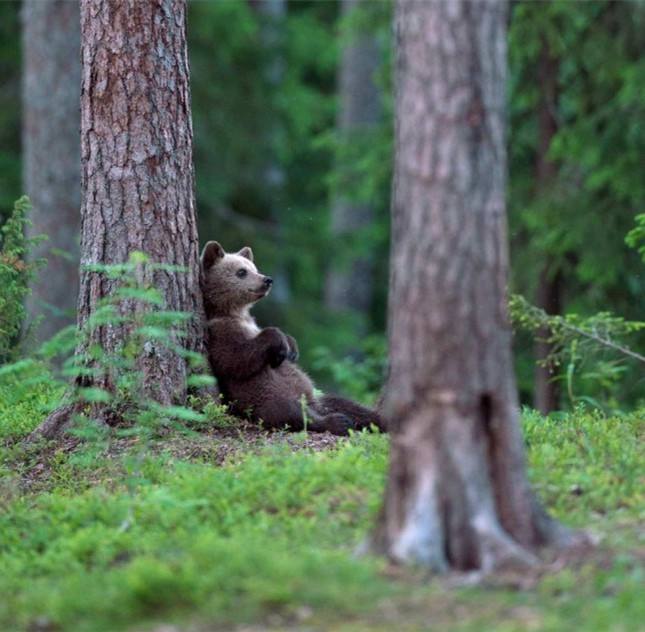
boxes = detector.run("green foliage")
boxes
[312,335,386,405]
[508,1,645,405]
[509,1,645,298]
[0,252,215,443]
[0,393,643,631]
[0,372,63,440]
[0,428,391,631]
[0,1,20,221]
[522,407,644,528]
[625,213,645,262]
[0,196,46,363]
[510,294,645,410]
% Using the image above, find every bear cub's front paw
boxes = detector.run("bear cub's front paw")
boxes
[268,344,288,368]
[263,327,290,368]
[285,335,299,363]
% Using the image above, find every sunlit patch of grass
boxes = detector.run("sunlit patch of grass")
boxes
[0,373,63,440]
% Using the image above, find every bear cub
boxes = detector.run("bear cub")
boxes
[201,241,385,436]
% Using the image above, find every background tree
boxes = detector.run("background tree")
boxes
[33,0,203,436]
[324,0,381,329]
[22,0,81,341]
[371,0,573,571]
[532,31,561,414]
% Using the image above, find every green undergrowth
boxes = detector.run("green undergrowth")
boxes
[0,387,643,632]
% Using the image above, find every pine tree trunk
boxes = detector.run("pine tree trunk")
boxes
[32,0,204,438]
[325,0,380,318]
[533,36,561,415]
[370,0,576,572]
[22,0,81,342]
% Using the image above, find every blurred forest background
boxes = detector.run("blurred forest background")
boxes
[1,0,644,410]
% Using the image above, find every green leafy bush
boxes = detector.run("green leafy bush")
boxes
[0,251,217,443]
[510,294,645,411]
[625,213,645,263]
[0,196,45,363]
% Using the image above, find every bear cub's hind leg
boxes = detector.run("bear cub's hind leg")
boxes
[271,396,386,436]
[260,399,354,436]
[313,394,386,432]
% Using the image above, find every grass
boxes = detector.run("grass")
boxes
[0,384,643,632]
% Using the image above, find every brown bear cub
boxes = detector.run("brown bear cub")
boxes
[201,241,385,436]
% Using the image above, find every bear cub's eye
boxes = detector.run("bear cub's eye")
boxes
[236,269,248,279]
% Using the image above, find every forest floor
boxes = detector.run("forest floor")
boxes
[0,382,643,632]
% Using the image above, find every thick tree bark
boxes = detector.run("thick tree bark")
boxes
[533,36,561,414]
[31,0,204,439]
[371,0,575,572]
[22,0,81,342]
[325,0,380,318]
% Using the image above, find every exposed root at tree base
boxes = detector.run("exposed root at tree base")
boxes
[440,535,604,590]
[27,403,81,441]
[367,520,594,585]
[27,401,120,442]
[373,533,604,595]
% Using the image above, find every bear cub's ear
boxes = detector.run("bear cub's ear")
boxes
[201,241,225,270]
[237,246,254,262]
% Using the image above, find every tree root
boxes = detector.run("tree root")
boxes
[27,402,110,442]
[27,404,78,442]
[474,520,539,573]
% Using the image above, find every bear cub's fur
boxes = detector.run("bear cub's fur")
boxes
[201,241,384,436]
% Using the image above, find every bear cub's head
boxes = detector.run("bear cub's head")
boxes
[201,241,273,317]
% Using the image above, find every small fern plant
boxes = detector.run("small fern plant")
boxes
[1,251,217,443]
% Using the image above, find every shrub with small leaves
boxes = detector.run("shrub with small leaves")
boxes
[510,294,645,410]
[1,252,215,445]
[0,196,45,363]
[625,214,645,263]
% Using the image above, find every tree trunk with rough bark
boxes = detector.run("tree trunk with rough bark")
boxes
[22,0,81,342]
[370,0,577,573]
[325,0,380,319]
[32,0,204,439]
[533,36,561,415]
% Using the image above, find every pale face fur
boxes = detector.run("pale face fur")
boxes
[201,241,272,317]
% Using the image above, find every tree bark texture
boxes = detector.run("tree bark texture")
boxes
[22,0,81,342]
[76,0,203,405]
[325,0,381,317]
[371,0,573,572]
[533,36,561,415]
